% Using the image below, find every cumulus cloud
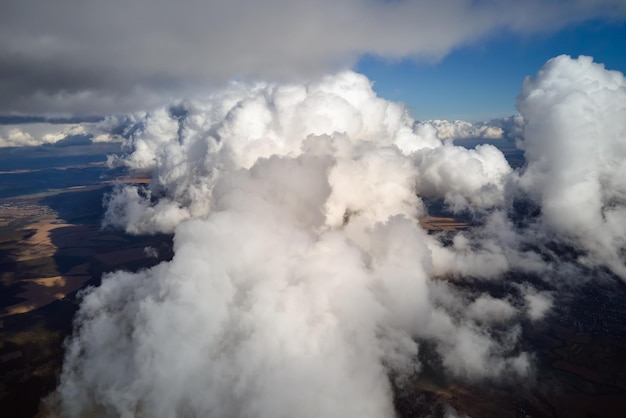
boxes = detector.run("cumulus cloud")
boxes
[488,114,526,142]
[521,287,553,322]
[56,55,626,417]
[0,116,130,148]
[57,72,534,417]
[417,119,505,140]
[517,55,626,279]
[413,143,513,212]
[103,72,440,233]
[0,123,88,147]
[60,156,530,417]
[2,0,626,114]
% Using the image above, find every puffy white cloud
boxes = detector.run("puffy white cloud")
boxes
[467,295,518,324]
[489,114,526,142]
[417,119,505,140]
[0,123,86,147]
[413,143,513,212]
[521,286,553,322]
[517,55,626,279]
[57,71,536,417]
[0,118,126,148]
[56,55,626,417]
[60,151,529,417]
[103,72,449,233]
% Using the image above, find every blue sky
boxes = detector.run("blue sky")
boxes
[356,20,626,122]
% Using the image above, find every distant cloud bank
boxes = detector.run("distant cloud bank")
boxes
[0,117,131,148]
[415,116,525,141]
[1,112,520,148]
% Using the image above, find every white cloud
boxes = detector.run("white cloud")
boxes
[467,295,518,324]
[413,142,513,212]
[103,72,447,233]
[417,119,505,140]
[57,70,534,417]
[0,119,125,148]
[517,55,626,279]
[60,153,530,417]
[522,287,553,322]
[55,55,626,417]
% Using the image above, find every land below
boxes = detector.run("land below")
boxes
[1,143,626,417]
[0,148,171,417]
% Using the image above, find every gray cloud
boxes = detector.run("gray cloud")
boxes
[2,0,626,114]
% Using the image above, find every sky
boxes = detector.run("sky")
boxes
[2,0,626,120]
[356,19,626,121]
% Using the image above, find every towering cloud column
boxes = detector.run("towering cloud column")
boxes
[58,71,530,417]
[57,55,626,417]
[517,55,626,279]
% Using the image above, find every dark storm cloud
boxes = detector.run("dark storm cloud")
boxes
[2,0,625,114]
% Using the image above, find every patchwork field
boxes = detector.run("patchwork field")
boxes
[0,184,172,417]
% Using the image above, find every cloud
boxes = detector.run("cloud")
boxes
[467,295,518,324]
[57,71,533,417]
[517,55,626,279]
[103,72,510,234]
[487,114,526,142]
[416,119,505,140]
[60,157,530,417]
[521,286,553,322]
[0,117,130,148]
[103,73,419,232]
[55,55,626,417]
[2,0,626,114]
[413,142,513,212]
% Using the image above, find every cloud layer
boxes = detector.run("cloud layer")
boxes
[3,0,626,114]
[56,55,626,417]
[0,116,134,148]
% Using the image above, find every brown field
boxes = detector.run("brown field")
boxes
[15,219,73,262]
[104,176,151,184]
[419,216,468,231]
[0,205,53,229]
[0,264,91,318]
[0,160,177,418]
[0,185,169,320]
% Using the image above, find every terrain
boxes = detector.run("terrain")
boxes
[0,142,625,417]
[0,145,172,417]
